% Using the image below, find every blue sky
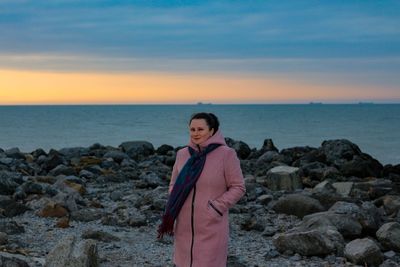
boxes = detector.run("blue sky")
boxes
[0,0,399,101]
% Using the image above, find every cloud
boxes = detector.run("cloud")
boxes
[1,0,399,58]
[0,0,399,90]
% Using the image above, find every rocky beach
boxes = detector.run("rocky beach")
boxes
[1,138,400,267]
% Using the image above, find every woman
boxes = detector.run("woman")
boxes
[158,112,246,267]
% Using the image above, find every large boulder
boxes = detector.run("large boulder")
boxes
[119,141,154,160]
[328,201,382,234]
[273,228,344,256]
[376,222,400,252]
[4,147,25,160]
[225,138,251,159]
[311,180,344,209]
[344,238,383,267]
[321,139,383,178]
[265,166,302,191]
[0,171,23,195]
[271,194,324,218]
[45,235,98,267]
[303,211,362,238]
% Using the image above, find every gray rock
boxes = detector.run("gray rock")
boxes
[328,201,360,215]
[303,211,362,238]
[81,230,120,242]
[265,166,302,191]
[262,225,278,237]
[225,138,252,160]
[273,229,344,256]
[49,164,77,176]
[353,179,393,199]
[103,150,130,163]
[257,194,273,205]
[380,259,400,267]
[256,151,281,165]
[156,144,174,155]
[378,195,400,217]
[79,169,96,179]
[0,171,23,195]
[41,151,67,172]
[58,147,89,159]
[119,141,155,160]
[0,157,14,167]
[137,172,165,189]
[0,232,8,245]
[45,235,98,267]
[110,190,124,201]
[226,255,247,267]
[0,255,29,267]
[52,192,81,212]
[53,175,86,195]
[102,207,147,227]
[248,138,278,159]
[332,182,354,197]
[243,178,265,202]
[311,180,344,209]
[321,139,382,178]
[134,186,168,211]
[344,238,383,267]
[0,196,29,217]
[5,147,25,160]
[271,194,324,218]
[20,181,44,194]
[376,222,400,252]
[0,220,24,235]
[300,162,340,183]
[71,208,104,222]
[239,214,266,231]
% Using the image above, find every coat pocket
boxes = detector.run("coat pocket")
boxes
[207,200,223,217]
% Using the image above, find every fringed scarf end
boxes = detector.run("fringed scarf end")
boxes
[157,214,175,239]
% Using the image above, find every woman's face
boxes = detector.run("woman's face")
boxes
[189,119,214,145]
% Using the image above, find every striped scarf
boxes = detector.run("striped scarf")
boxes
[157,143,221,238]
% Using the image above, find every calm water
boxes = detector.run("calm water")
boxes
[0,104,399,165]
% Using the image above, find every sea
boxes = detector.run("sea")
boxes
[0,104,399,165]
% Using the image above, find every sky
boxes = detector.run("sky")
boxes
[0,0,399,104]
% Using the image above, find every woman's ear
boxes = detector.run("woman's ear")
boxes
[210,128,215,136]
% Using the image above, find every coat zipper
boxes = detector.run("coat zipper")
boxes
[190,185,196,267]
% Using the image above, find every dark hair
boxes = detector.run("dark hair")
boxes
[189,112,220,135]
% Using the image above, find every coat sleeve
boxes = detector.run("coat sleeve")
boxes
[213,148,246,213]
[168,150,181,194]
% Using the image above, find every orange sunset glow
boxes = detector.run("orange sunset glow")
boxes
[0,69,392,105]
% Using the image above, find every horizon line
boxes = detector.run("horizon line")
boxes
[1,101,400,107]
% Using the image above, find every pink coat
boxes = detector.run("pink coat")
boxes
[169,131,246,267]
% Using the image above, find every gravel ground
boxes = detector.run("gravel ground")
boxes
[6,211,362,267]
